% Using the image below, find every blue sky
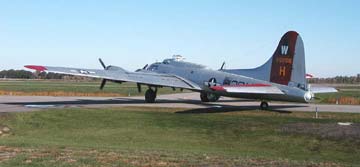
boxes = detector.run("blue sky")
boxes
[0,0,359,77]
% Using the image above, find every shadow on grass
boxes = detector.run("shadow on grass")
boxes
[3,96,307,113]
[175,105,298,114]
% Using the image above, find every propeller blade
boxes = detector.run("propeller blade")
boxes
[220,61,225,70]
[99,58,106,69]
[137,83,142,93]
[100,79,107,90]
[142,64,148,70]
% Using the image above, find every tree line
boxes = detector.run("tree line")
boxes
[308,75,360,84]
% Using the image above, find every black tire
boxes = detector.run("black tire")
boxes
[145,89,156,103]
[200,92,220,102]
[260,101,269,110]
[200,92,210,102]
[208,93,220,102]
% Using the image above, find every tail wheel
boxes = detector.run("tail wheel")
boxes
[260,101,269,110]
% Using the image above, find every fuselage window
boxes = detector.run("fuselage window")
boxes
[223,77,247,86]
[223,77,231,85]
[230,80,238,85]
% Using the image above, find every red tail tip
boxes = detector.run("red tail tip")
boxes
[24,65,47,71]
[306,74,313,79]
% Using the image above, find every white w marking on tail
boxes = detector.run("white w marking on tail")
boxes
[281,45,289,55]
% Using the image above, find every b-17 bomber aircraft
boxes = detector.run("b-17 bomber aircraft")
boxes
[25,31,337,109]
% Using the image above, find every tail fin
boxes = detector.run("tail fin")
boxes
[223,31,307,89]
[270,31,306,89]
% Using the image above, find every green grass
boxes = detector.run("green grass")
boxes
[1,107,360,166]
[316,85,360,104]
[0,80,184,96]
[317,91,360,101]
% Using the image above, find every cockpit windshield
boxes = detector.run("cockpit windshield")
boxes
[162,59,171,64]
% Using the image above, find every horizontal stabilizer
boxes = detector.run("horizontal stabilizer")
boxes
[310,86,338,94]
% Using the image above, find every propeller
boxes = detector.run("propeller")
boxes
[134,64,149,92]
[100,79,107,90]
[220,61,225,70]
[99,58,108,90]
[137,83,142,93]
[135,64,149,72]
[99,58,107,69]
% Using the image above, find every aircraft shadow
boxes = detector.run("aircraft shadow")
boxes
[175,105,304,114]
[5,98,201,106]
[4,96,306,113]
[4,96,254,106]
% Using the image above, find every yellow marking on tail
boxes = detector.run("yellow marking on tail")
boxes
[279,66,286,77]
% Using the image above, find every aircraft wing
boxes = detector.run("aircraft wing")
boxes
[24,65,201,90]
[210,84,284,94]
[309,86,338,94]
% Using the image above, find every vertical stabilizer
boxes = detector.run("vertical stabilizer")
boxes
[223,31,307,90]
[270,31,306,89]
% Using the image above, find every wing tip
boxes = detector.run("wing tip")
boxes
[24,65,47,71]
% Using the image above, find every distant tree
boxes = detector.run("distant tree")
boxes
[308,75,359,84]
[0,70,35,79]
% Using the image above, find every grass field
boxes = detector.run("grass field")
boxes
[0,107,360,166]
[316,85,360,105]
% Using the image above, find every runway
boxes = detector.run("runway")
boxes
[0,93,359,113]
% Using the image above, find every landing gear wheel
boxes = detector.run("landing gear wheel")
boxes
[145,88,157,103]
[200,92,210,102]
[260,101,269,110]
[200,92,220,102]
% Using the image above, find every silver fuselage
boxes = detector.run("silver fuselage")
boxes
[141,59,309,103]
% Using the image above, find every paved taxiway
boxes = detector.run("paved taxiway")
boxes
[0,93,359,113]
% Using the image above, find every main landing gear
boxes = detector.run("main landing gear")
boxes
[260,101,269,110]
[200,92,220,102]
[145,88,157,103]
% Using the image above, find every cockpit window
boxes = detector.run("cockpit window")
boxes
[162,59,171,64]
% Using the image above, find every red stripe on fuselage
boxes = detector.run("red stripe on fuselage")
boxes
[223,83,272,87]
[210,86,226,91]
[210,84,271,91]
